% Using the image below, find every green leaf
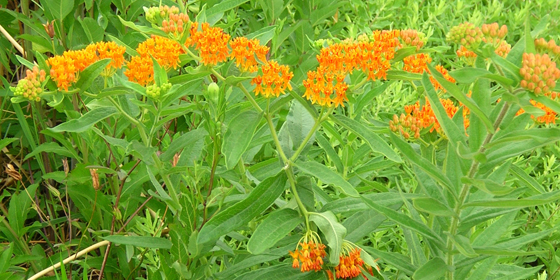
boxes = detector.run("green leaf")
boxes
[392,47,418,62]
[509,165,545,194]
[0,243,13,273]
[449,67,491,84]
[361,195,445,247]
[490,53,522,83]
[447,233,478,258]
[428,65,494,134]
[23,142,81,161]
[278,100,316,159]
[343,210,387,243]
[232,264,321,280]
[390,133,456,198]
[43,0,74,20]
[412,197,454,217]
[247,209,302,255]
[386,70,422,81]
[246,25,277,45]
[524,17,536,54]
[355,82,392,116]
[412,257,448,280]
[465,257,497,280]
[222,110,262,170]
[102,235,172,249]
[294,161,359,197]
[79,17,104,42]
[74,59,111,91]
[316,133,343,173]
[151,57,167,87]
[161,128,208,162]
[50,107,119,133]
[8,184,38,238]
[205,0,249,21]
[331,115,402,163]
[363,247,416,276]
[117,16,166,37]
[309,211,346,265]
[197,173,287,245]
[462,192,560,208]
[0,138,17,151]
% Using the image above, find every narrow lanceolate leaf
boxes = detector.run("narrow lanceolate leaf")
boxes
[222,110,262,170]
[361,195,445,248]
[390,133,456,199]
[412,257,448,280]
[446,233,478,258]
[49,107,119,133]
[428,64,494,133]
[421,72,467,146]
[8,184,38,238]
[74,59,111,91]
[160,128,208,162]
[247,209,303,255]
[412,197,455,217]
[294,161,359,197]
[462,190,560,208]
[0,138,17,151]
[197,173,287,245]
[309,211,346,265]
[102,235,172,249]
[331,114,402,163]
[465,257,498,280]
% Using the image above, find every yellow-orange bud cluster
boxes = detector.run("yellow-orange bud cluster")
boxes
[447,22,483,50]
[535,38,560,59]
[519,53,560,95]
[11,66,46,101]
[400,29,425,50]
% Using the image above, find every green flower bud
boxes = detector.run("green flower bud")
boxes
[208,82,220,104]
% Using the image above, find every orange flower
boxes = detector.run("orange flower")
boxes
[457,45,477,59]
[403,53,432,74]
[91,41,126,72]
[401,97,467,134]
[124,56,154,86]
[429,65,455,91]
[229,37,269,72]
[289,241,327,272]
[136,35,183,70]
[516,100,557,124]
[188,22,230,65]
[251,60,293,98]
[303,67,348,107]
[47,55,77,91]
[335,247,372,279]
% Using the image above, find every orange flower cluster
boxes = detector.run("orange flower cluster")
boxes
[251,60,293,98]
[334,248,373,279]
[47,42,126,90]
[125,36,183,86]
[136,35,183,69]
[392,97,469,138]
[289,241,327,272]
[429,65,456,91]
[519,53,560,95]
[229,37,269,72]
[11,66,46,101]
[449,22,511,60]
[535,38,560,59]
[303,30,401,107]
[516,100,557,124]
[403,53,432,74]
[187,22,231,65]
[400,29,425,50]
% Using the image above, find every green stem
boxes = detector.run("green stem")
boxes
[238,83,263,113]
[445,102,510,279]
[107,96,149,145]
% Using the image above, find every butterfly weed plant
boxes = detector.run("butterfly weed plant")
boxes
[2,1,560,280]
